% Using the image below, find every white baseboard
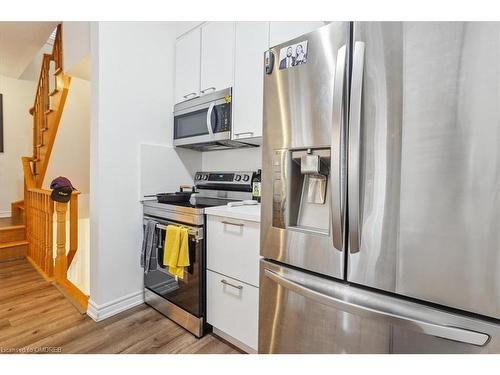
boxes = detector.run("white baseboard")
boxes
[87,290,144,322]
[0,210,11,218]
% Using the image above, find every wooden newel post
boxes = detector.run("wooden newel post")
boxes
[54,201,68,282]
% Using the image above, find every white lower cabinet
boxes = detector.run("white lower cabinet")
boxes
[207,270,259,351]
[207,215,260,286]
[206,210,261,352]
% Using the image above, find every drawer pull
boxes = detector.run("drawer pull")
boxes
[221,220,244,227]
[221,279,243,290]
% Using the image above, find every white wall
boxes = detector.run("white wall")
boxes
[45,77,90,194]
[201,147,261,172]
[63,22,91,81]
[140,144,201,199]
[0,75,36,217]
[89,22,180,320]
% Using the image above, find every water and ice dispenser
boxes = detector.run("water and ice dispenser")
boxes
[272,148,331,235]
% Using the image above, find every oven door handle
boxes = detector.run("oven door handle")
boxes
[143,218,204,241]
[206,102,215,136]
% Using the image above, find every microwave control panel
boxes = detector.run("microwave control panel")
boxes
[214,102,231,133]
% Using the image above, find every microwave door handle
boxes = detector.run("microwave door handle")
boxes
[330,44,347,252]
[348,41,365,254]
[206,102,215,136]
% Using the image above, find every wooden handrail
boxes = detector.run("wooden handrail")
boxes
[24,23,68,188]
[21,157,36,189]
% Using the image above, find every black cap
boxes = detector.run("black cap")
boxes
[50,177,75,203]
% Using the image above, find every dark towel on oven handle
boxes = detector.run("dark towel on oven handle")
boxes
[141,219,158,273]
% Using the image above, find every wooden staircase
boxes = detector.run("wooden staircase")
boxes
[1,24,88,313]
[0,217,28,262]
[24,24,71,188]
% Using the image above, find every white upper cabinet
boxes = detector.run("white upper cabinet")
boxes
[175,28,201,104]
[269,21,326,47]
[232,22,269,141]
[200,22,235,96]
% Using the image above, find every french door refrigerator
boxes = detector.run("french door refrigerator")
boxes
[259,21,500,353]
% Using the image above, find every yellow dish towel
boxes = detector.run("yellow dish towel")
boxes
[163,225,190,279]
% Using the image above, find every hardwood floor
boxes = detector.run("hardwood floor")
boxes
[0,259,240,354]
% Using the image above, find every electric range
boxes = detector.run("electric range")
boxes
[141,171,254,337]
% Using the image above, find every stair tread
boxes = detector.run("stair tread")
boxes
[0,217,25,229]
[0,240,28,249]
[0,224,25,231]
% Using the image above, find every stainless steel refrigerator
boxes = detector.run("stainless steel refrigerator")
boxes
[259,21,500,353]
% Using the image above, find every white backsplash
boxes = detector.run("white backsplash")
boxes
[202,147,262,172]
[140,143,202,198]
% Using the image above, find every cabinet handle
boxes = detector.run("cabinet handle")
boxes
[221,220,244,227]
[201,87,216,94]
[234,132,254,138]
[221,279,243,290]
[183,92,197,99]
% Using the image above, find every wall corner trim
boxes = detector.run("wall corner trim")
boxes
[87,290,144,322]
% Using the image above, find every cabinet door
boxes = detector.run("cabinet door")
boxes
[269,21,326,47]
[232,22,269,140]
[207,215,260,287]
[175,28,201,104]
[200,22,235,95]
[207,270,259,351]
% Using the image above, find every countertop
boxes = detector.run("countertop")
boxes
[204,203,261,222]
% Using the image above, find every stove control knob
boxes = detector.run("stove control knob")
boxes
[243,175,250,182]
[203,175,209,180]
[235,175,242,181]
[196,174,202,180]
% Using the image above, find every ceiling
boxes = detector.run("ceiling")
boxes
[0,21,58,78]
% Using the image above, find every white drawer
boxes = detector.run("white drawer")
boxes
[207,270,259,351]
[207,215,260,286]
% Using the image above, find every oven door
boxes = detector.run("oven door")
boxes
[143,217,204,318]
[173,90,232,147]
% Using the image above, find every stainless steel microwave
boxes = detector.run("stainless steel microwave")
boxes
[173,88,256,151]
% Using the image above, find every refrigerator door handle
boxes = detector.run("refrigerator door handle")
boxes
[348,41,365,253]
[264,268,490,346]
[331,44,347,251]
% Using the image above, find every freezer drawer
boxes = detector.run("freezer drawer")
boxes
[259,260,500,353]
